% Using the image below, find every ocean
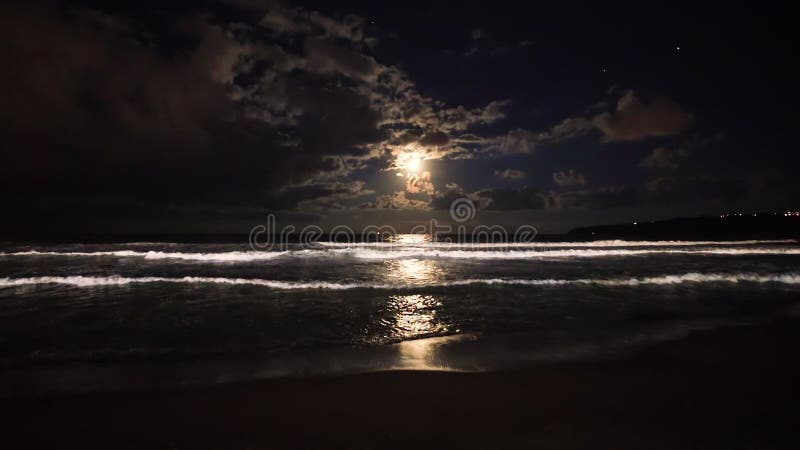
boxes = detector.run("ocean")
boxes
[1,237,799,397]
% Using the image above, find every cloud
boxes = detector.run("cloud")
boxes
[543,186,638,210]
[495,169,526,180]
[463,46,479,57]
[538,90,692,144]
[456,90,691,161]
[593,90,692,142]
[258,5,313,36]
[461,184,638,212]
[481,128,538,156]
[302,37,380,81]
[640,146,689,169]
[462,29,517,58]
[430,183,471,210]
[553,170,588,187]
[406,171,435,195]
[361,191,429,209]
[279,181,374,211]
[418,131,450,147]
[539,117,595,142]
[258,4,369,44]
[640,133,724,169]
[473,187,546,210]
[436,100,511,131]
[2,2,734,229]
[0,1,520,225]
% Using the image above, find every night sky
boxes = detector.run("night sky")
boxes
[1,1,795,234]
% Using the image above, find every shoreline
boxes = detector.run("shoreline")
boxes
[2,320,799,449]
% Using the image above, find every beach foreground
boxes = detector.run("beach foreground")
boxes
[2,321,798,450]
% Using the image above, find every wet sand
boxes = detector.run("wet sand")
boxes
[2,321,799,449]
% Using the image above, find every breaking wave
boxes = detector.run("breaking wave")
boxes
[313,247,800,259]
[2,244,799,262]
[0,250,288,262]
[2,272,800,289]
[317,239,796,248]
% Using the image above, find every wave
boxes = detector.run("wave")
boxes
[2,246,799,261]
[315,247,800,259]
[317,239,797,248]
[2,272,800,289]
[0,276,366,289]
[0,250,288,262]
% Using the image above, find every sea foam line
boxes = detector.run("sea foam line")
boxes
[316,239,797,248]
[317,247,800,259]
[1,246,799,261]
[0,250,288,261]
[2,273,800,289]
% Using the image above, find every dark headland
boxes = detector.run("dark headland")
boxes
[569,212,800,240]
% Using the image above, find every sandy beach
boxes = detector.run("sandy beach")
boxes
[2,320,798,450]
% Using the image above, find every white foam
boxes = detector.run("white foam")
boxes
[2,272,799,289]
[317,239,796,248]
[319,247,800,259]
[0,250,288,262]
[0,276,370,289]
[2,245,799,262]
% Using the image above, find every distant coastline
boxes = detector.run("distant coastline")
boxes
[568,212,800,240]
[2,212,798,243]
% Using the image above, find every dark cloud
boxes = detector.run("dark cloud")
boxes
[436,100,510,132]
[553,170,588,187]
[480,128,538,156]
[461,184,639,212]
[593,90,692,142]
[430,183,470,210]
[473,187,546,211]
[489,46,512,57]
[360,191,429,210]
[267,180,373,211]
[537,90,692,144]
[645,176,745,205]
[0,1,515,230]
[640,146,689,169]
[462,46,479,57]
[538,117,594,142]
[3,2,789,232]
[302,37,380,81]
[418,131,450,147]
[544,186,639,210]
[495,169,526,180]
[256,3,369,44]
[1,6,264,197]
[640,133,724,170]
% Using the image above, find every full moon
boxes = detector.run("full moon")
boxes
[407,158,422,173]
